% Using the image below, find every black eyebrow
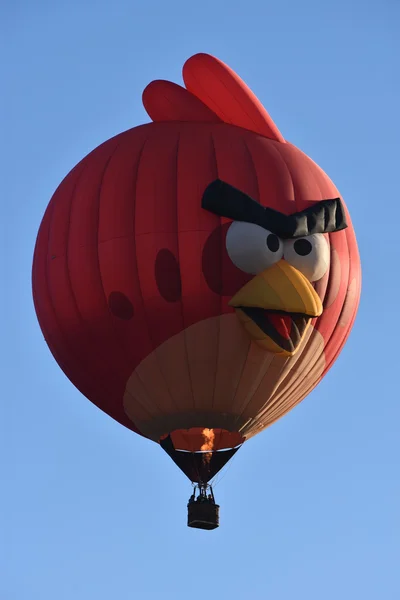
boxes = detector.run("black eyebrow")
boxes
[202,179,348,238]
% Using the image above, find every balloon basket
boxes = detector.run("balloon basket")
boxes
[187,484,220,530]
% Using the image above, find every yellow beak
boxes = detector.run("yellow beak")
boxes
[229,260,322,355]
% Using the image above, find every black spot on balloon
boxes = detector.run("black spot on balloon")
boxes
[155,249,182,302]
[294,238,312,256]
[266,233,280,252]
[108,291,134,320]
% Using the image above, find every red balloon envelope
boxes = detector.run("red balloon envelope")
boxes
[32,53,361,508]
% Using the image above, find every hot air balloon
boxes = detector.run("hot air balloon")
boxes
[32,53,361,530]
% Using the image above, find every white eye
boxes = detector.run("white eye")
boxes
[226,221,283,274]
[283,234,330,281]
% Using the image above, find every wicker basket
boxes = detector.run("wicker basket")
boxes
[187,501,220,530]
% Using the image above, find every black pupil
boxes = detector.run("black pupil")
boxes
[294,238,312,256]
[266,233,280,252]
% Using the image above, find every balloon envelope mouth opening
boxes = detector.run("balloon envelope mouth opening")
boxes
[159,427,244,452]
[160,433,242,484]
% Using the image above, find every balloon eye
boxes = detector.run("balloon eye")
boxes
[283,234,330,282]
[226,222,283,275]
[266,233,280,252]
[293,239,312,256]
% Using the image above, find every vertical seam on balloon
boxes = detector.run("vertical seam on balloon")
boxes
[280,271,360,417]
[174,130,195,412]
[95,138,172,400]
[64,153,121,400]
[127,139,153,383]
[260,179,349,424]
[126,139,168,418]
[241,342,294,425]
[43,161,123,411]
[267,327,326,414]
[238,140,317,431]
[256,175,332,423]
[128,139,176,418]
[267,142,296,207]
[247,147,319,428]
[108,136,168,426]
[209,130,221,412]
[254,332,321,427]
[229,138,262,428]
[319,225,360,377]
[35,198,73,375]
[131,137,178,416]
[266,347,324,423]
[95,142,144,375]
[240,138,295,430]
[306,280,359,393]
[68,142,141,425]
[52,160,106,398]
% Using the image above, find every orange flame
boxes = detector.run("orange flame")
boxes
[201,428,215,465]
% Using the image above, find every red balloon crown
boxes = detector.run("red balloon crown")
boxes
[142,53,285,143]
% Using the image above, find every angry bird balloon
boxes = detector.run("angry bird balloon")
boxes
[32,53,361,528]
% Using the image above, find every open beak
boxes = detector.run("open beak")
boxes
[228,260,323,356]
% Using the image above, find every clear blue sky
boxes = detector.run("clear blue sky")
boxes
[2,1,400,598]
